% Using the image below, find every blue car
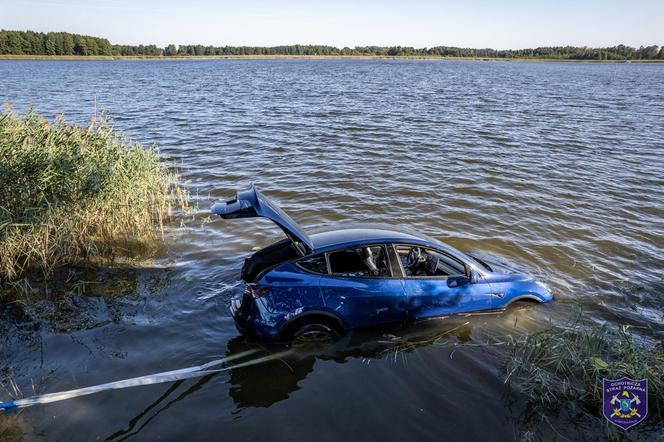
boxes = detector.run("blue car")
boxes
[213,186,553,342]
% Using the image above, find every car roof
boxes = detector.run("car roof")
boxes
[308,223,450,252]
[306,223,487,274]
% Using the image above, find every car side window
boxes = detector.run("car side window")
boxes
[296,254,329,274]
[328,245,390,277]
[395,246,466,277]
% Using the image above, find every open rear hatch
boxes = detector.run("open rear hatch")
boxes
[211,185,314,256]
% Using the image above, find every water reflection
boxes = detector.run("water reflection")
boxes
[99,314,497,441]
[104,381,185,441]
[226,316,483,409]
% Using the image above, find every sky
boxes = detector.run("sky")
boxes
[1,0,662,49]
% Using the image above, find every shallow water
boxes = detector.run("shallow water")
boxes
[0,59,663,440]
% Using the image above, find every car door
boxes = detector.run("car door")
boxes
[318,245,408,328]
[394,245,493,320]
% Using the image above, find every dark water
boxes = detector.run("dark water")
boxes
[1,59,663,440]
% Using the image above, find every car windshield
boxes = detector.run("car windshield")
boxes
[465,254,493,272]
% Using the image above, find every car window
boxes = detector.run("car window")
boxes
[296,254,329,274]
[395,246,466,277]
[328,246,390,277]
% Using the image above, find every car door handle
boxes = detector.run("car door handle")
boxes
[412,289,424,293]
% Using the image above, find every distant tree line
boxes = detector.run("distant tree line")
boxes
[1,30,663,60]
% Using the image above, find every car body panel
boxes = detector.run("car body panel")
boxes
[480,274,554,308]
[318,274,408,327]
[214,186,554,340]
[404,278,494,319]
[232,262,326,338]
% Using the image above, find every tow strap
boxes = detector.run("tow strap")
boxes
[0,348,289,415]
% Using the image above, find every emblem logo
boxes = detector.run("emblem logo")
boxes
[602,377,648,430]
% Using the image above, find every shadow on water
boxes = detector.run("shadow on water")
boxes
[225,320,475,408]
[98,317,484,441]
[103,376,218,442]
[95,295,661,441]
[2,265,174,334]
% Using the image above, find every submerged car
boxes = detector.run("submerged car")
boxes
[213,186,553,341]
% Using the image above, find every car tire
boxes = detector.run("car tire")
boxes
[292,323,339,344]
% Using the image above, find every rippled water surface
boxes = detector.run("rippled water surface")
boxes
[1,60,663,440]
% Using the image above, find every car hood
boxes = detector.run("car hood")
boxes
[211,185,314,255]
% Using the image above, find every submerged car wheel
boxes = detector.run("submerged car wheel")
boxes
[292,323,339,344]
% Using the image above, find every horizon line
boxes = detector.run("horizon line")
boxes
[1,29,661,51]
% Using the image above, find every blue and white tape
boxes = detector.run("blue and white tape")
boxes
[1,348,288,415]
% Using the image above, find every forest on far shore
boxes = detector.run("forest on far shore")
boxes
[1,30,663,60]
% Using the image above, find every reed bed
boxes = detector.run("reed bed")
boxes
[506,311,663,437]
[0,108,186,291]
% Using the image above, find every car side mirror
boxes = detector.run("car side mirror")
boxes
[447,275,470,288]
[470,270,480,284]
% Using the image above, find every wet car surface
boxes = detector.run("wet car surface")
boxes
[213,186,553,340]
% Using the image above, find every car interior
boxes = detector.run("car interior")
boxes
[245,241,467,282]
[242,239,298,282]
[396,246,466,277]
[328,246,390,277]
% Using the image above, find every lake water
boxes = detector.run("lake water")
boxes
[1,59,663,440]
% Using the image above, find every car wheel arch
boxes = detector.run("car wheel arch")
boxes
[505,294,544,307]
[279,310,347,339]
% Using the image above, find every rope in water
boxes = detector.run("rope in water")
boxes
[0,348,290,415]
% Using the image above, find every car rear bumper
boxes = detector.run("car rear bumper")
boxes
[229,294,283,340]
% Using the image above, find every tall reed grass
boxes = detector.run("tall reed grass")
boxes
[506,310,663,437]
[0,109,186,288]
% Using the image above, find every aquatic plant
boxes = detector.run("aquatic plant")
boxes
[0,108,186,292]
[0,414,22,442]
[505,310,663,438]
[0,375,23,441]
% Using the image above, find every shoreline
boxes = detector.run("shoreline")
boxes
[0,54,662,62]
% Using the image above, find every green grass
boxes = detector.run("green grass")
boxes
[0,107,186,293]
[505,310,663,437]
